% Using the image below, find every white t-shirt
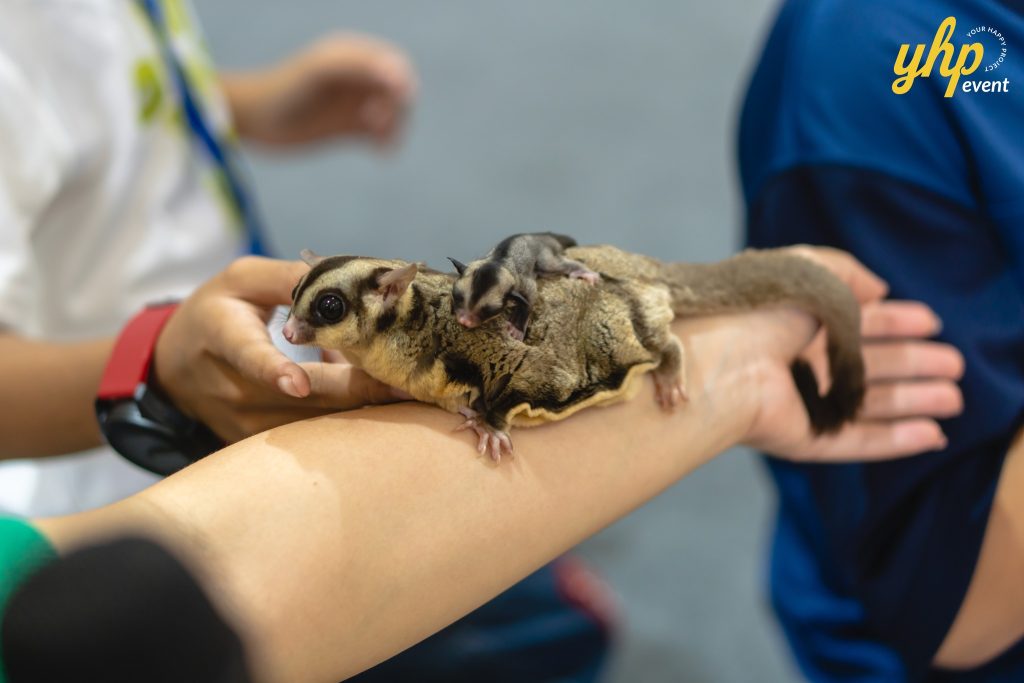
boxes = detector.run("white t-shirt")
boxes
[0,0,248,516]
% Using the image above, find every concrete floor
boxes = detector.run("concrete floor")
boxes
[199,2,797,680]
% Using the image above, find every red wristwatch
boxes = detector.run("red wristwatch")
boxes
[95,303,223,476]
[97,303,178,402]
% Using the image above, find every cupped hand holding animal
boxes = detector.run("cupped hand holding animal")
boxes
[153,257,406,443]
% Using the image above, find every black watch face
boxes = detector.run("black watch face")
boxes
[103,419,197,476]
[96,392,223,476]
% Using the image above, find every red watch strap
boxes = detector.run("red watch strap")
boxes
[97,304,180,400]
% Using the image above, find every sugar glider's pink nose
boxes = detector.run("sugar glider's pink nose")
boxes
[282,318,298,343]
[457,311,479,328]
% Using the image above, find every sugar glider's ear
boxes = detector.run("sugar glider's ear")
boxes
[377,262,420,309]
[505,290,530,310]
[447,257,468,276]
[300,249,325,267]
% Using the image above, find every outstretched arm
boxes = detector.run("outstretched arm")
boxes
[35,247,963,683]
[37,313,784,683]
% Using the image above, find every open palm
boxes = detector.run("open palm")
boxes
[744,247,963,462]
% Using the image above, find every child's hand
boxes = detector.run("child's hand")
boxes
[153,257,407,443]
[222,33,416,149]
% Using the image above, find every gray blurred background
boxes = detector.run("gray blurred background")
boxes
[199,2,794,681]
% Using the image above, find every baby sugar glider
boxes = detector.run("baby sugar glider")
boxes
[448,232,600,340]
[283,245,865,462]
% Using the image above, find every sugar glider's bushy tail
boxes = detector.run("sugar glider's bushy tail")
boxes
[662,250,866,434]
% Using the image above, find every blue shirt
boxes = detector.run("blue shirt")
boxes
[740,0,1024,679]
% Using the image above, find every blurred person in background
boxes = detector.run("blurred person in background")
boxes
[0,1,606,680]
[740,0,1024,679]
[0,0,411,516]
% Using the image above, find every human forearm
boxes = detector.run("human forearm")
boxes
[0,334,111,459]
[37,315,765,683]
[219,71,282,144]
[935,425,1024,669]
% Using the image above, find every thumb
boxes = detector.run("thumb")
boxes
[209,304,313,398]
[300,362,411,410]
[227,337,313,399]
[222,257,311,307]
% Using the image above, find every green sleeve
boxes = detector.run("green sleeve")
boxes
[0,517,57,683]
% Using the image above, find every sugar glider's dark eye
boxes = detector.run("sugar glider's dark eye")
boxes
[314,293,346,323]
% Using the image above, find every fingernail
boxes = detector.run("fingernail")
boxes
[937,431,949,450]
[933,316,944,334]
[361,97,388,126]
[391,387,413,400]
[277,375,301,398]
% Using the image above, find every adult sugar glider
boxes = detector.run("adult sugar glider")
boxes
[283,245,864,461]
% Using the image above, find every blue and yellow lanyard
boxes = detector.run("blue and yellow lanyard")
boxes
[137,0,267,256]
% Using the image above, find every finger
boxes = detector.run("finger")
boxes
[788,246,889,303]
[318,33,417,102]
[357,44,417,102]
[864,341,966,381]
[209,304,312,398]
[360,95,391,131]
[360,90,411,149]
[300,362,410,409]
[861,301,942,339]
[360,95,404,145]
[859,380,963,420]
[320,349,352,364]
[806,418,948,462]
[221,257,311,306]
[375,57,416,104]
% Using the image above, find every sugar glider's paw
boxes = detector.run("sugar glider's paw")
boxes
[455,408,514,462]
[652,367,688,411]
[569,268,601,285]
[504,320,526,341]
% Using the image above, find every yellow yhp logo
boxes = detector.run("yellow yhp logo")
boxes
[893,17,990,98]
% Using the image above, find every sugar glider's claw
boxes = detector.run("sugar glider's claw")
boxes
[653,371,688,411]
[491,431,514,460]
[570,269,601,285]
[455,414,514,462]
[476,428,490,454]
